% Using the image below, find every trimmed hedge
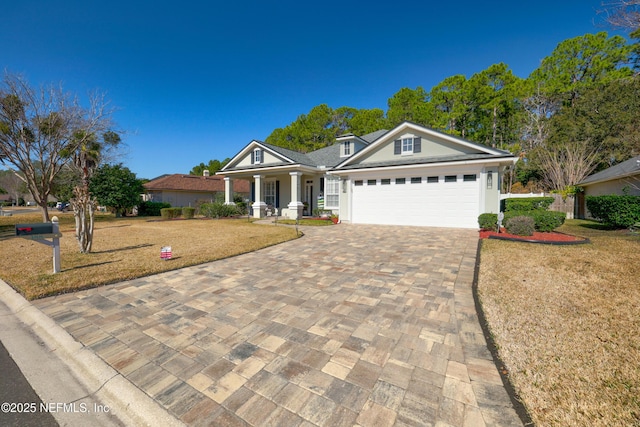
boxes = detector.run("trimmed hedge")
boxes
[182,207,196,219]
[503,209,566,232]
[138,201,171,216]
[199,202,239,218]
[586,195,640,228]
[504,197,554,212]
[160,207,183,220]
[478,213,498,230]
[505,215,535,236]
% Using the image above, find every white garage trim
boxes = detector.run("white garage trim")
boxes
[348,165,482,228]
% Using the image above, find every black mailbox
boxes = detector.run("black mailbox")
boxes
[16,223,54,236]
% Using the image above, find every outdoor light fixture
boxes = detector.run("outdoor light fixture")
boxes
[487,172,493,189]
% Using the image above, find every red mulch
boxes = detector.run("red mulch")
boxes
[479,228,587,243]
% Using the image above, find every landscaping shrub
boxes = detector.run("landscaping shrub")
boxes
[531,210,566,232]
[503,210,566,232]
[505,215,535,236]
[504,197,554,212]
[586,195,640,228]
[199,202,239,218]
[478,213,498,230]
[182,207,196,219]
[160,207,183,219]
[138,201,171,216]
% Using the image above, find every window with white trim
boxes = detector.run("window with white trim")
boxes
[254,148,262,164]
[325,176,340,208]
[402,138,413,154]
[341,141,351,157]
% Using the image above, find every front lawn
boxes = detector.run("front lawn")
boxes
[0,214,299,300]
[478,219,640,426]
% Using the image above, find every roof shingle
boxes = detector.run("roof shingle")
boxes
[144,174,250,193]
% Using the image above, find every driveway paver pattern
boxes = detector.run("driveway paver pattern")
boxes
[35,224,522,426]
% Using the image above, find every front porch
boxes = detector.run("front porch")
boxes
[223,170,328,220]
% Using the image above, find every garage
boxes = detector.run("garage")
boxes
[350,169,481,228]
[220,122,515,226]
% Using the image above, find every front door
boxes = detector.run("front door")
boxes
[304,180,313,216]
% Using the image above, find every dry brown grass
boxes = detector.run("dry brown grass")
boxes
[478,220,640,426]
[0,213,298,300]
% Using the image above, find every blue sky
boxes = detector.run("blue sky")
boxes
[2,1,622,179]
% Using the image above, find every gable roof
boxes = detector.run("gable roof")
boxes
[259,141,317,166]
[220,123,515,175]
[335,152,514,171]
[361,129,388,143]
[579,155,640,186]
[333,121,514,170]
[306,144,342,168]
[336,130,387,145]
[144,174,250,193]
[222,137,357,172]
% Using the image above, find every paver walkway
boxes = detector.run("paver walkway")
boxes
[35,224,522,426]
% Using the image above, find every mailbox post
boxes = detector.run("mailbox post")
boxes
[15,217,62,274]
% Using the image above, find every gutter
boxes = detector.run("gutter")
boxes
[329,156,518,176]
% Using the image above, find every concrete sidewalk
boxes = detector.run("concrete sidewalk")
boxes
[5,223,522,426]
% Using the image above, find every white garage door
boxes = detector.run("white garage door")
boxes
[351,174,480,228]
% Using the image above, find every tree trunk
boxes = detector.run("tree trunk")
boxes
[39,201,50,223]
[492,105,498,148]
[71,185,96,253]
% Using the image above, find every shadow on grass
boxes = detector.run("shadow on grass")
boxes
[92,243,153,254]
[66,260,117,271]
[94,224,132,230]
[576,222,617,231]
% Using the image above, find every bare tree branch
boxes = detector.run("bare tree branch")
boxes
[0,72,121,248]
[599,1,640,31]
[537,141,600,191]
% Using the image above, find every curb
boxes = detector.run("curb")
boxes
[0,279,184,427]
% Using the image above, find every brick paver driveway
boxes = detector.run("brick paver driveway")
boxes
[35,224,521,426]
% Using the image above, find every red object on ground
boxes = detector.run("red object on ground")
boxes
[479,228,585,243]
[161,246,172,259]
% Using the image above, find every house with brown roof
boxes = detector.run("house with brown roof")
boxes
[143,171,250,207]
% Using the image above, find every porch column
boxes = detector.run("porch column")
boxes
[287,171,304,219]
[252,174,267,218]
[224,177,234,205]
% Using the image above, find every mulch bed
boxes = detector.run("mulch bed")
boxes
[479,228,589,245]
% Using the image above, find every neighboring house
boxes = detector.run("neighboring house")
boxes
[143,172,250,207]
[0,194,13,205]
[576,155,640,218]
[219,121,517,228]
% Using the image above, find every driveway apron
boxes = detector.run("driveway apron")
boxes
[34,224,522,426]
